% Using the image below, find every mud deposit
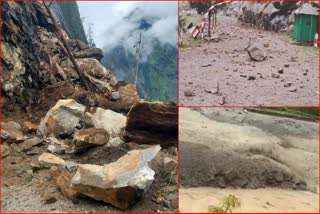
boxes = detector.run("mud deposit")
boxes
[179,108,318,212]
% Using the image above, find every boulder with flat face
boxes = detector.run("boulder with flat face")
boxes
[124,101,178,148]
[72,128,110,153]
[38,99,86,138]
[92,108,126,137]
[2,121,24,143]
[38,153,65,168]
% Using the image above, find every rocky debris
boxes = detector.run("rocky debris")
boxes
[220,96,227,105]
[50,145,161,209]
[184,90,194,97]
[225,2,313,32]
[65,161,78,173]
[118,84,140,104]
[92,108,126,137]
[111,91,120,100]
[38,153,65,168]
[44,195,57,204]
[12,137,45,153]
[52,63,67,81]
[247,75,256,80]
[76,58,114,93]
[38,99,86,138]
[72,128,110,153]
[2,143,10,158]
[2,121,24,142]
[107,137,124,147]
[246,43,266,62]
[272,73,280,78]
[284,82,292,87]
[66,39,103,61]
[163,157,177,174]
[125,101,178,148]
[47,137,69,154]
[289,86,297,92]
[21,121,38,133]
[278,68,284,74]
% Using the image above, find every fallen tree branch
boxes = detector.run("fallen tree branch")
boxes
[42,1,91,91]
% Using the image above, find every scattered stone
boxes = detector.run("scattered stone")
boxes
[83,112,94,128]
[38,99,86,138]
[220,96,226,105]
[26,169,33,175]
[30,157,41,170]
[21,121,38,133]
[289,86,297,92]
[303,72,308,76]
[72,128,110,153]
[2,121,24,142]
[246,43,266,62]
[272,73,280,78]
[247,75,256,80]
[44,196,57,204]
[125,101,178,148]
[284,64,290,68]
[111,91,120,100]
[13,137,45,153]
[65,161,78,173]
[107,137,124,147]
[92,108,126,137]
[184,90,194,97]
[163,157,177,174]
[278,69,284,74]
[284,82,292,87]
[15,169,24,176]
[201,64,212,67]
[2,143,10,158]
[38,153,65,168]
[240,75,247,78]
[264,43,269,48]
[47,137,69,154]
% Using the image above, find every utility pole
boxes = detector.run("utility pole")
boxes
[134,32,142,87]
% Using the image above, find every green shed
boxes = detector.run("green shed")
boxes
[293,3,318,42]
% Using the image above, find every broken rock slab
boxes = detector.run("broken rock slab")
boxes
[71,128,110,153]
[92,108,126,137]
[38,153,65,168]
[2,121,24,142]
[12,137,45,153]
[71,145,161,209]
[38,99,86,138]
[125,101,178,148]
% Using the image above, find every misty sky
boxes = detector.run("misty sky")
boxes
[78,1,178,52]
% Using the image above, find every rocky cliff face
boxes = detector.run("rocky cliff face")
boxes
[224,2,318,32]
[2,2,115,114]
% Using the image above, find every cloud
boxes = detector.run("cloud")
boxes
[78,1,177,58]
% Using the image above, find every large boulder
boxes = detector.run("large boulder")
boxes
[2,121,24,142]
[247,43,266,62]
[92,108,127,137]
[38,99,86,138]
[38,153,66,168]
[50,145,161,209]
[124,101,178,148]
[72,128,110,153]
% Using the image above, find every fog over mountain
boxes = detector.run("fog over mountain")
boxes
[78,2,178,101]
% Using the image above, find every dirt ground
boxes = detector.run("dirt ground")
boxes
[180,187,319,212]
[179,108,319,212]
[179,15,318,106]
